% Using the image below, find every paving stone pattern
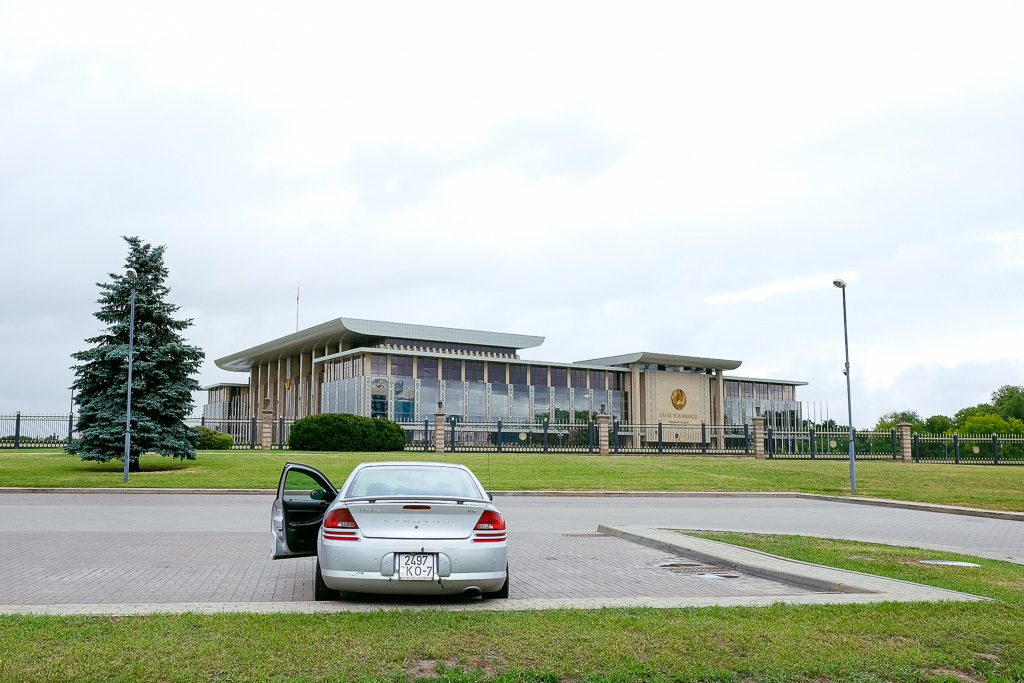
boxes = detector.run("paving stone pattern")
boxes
[1,492,1019,613]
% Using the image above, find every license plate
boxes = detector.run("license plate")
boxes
[397,553,436,580]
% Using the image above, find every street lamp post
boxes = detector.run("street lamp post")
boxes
[124,268,138,483]
[833,278,855,493]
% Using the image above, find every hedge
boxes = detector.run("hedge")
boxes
[192,425,234,450]
[288,413,406,452]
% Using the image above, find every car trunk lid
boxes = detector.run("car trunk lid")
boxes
[346,501,488,539]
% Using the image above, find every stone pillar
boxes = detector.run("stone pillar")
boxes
[434,412,446,454]
[752,416,765,459]
[260,407,274,450]
[597,414,610,455]
[898,422,913,462]
[715,369,725,449]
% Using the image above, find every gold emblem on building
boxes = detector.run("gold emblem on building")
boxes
[671,389,687,410]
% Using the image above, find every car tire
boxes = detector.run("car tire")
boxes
[483,564,509,599]
[314,559,340,601]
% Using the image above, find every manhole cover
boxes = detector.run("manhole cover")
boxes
[563,533,612,538]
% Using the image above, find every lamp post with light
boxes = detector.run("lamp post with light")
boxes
[833,278,856,493]
[124,268,138,483]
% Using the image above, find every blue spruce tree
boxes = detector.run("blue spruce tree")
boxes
[68,237,205,470]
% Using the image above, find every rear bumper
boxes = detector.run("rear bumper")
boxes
[318,534,507,595]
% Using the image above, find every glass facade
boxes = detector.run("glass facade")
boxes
[320,353,630,422]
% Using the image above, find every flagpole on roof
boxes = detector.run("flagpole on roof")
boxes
[296,286,299,332]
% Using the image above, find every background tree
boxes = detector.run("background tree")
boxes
[991,385,1024,421]
[921,414,953,434]
[874,410,924,431]
[960,412,1024,436]
[67,237,204,471]
[952,403,994,431]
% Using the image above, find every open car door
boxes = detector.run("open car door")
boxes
[271,462,337,559]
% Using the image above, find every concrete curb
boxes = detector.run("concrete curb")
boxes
[2,488,1021,523]
[599,525,989,602]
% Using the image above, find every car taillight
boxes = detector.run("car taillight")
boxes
[474,510,505,531]
[324,508,358,528]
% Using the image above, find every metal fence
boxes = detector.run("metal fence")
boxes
[913,432,1024,465]
[613,422,750,455]
[765,428,902,460]
[399,419,436,452]
[441,419,598,454]
[0,413,76,448]
[5,412,1023,464]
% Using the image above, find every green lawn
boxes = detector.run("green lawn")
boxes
[1,535,1022,682]
[2,448,1023,511]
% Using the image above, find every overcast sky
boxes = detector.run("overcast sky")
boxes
[2,1,1023,427]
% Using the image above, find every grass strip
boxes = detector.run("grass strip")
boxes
[2,449,1023,512]
[1,536,1022,682]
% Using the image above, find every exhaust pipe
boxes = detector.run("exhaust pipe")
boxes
[462,586,482,598]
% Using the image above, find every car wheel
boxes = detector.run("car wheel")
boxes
[484,564,509,599]
[314,559,340,601]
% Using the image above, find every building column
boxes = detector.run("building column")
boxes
[629,363,640,424]
[752,416,765,459]
[898,422,913,462]
[434,412,446,454]
[597,414,610,455]
[715,369,725,449]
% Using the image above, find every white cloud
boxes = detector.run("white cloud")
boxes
[705,272,858,305]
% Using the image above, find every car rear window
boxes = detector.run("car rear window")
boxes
[345,466,483,499]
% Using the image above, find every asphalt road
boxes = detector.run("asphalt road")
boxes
[1,492,1020,608]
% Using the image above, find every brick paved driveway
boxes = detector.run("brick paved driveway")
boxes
[1,493,1020,606]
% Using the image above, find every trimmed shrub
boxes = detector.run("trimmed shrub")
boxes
[192,425,234,450]
[289,413,406,452]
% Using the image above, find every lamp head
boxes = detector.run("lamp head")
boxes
[832,278,847,289]
[437,401,444,411]
[126,268,138,281]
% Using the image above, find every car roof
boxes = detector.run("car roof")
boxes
[354,461,471,469]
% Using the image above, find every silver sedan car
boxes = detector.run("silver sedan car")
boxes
[271,461,509,601]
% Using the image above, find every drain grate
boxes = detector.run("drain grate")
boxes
[661,564,734,574]
[563,533,612,538]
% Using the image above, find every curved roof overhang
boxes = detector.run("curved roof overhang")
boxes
[577,351,742,371]
[215,317,545,372]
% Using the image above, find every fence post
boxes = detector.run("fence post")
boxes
[250,416,258,449]
[259,409,274,450]
[67,412,74,448]
[744,423,750,455]
[891,428,898,460]
[953,432,960,464]
[588,421,594,454]
[913,433,919,462]
[450,416,457,453]
[752,417,765,459]
[898,423,913,462]
[993,433,1000,465]
[543,419,549,453]
[701,422,707,455]
[424,418,430,453]
[13,411,21,449]
[201,415,206,427]
[597,414,610,455]
[767,428,774,458]
[433,413,445,454]
[658,422,663,455]
[497,419,503,454]
[278,416,285,450]
[809,426,816,459]
[613,418,619,454]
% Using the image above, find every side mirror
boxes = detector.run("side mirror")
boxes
[310,489,325,501]
[487,492,493,501]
